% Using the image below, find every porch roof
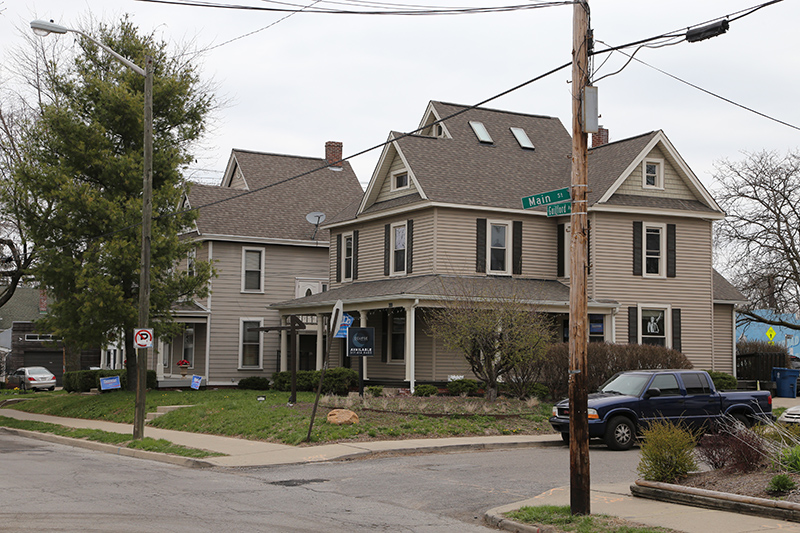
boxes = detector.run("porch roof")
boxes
[272,275,617,312]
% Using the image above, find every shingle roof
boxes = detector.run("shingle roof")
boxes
[0,287,45,326]
[273,274,613,309]
[713,270,748,304]
[189,149,363,242]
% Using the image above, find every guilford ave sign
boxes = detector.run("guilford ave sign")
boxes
[521,187,571,217]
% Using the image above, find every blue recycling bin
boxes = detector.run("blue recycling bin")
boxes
[772,367,800,398]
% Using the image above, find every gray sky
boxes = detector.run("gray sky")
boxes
[2,0,798,192]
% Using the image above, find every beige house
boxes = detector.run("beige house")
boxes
[156,143,363,386]
[274,101,745,391]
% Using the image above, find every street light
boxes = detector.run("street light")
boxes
[31,19,153,440]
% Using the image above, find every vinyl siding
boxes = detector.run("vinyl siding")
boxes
[375,152,419,203]
[433,207,556,278]
[206,241,328,382]
[616,146,695,200]
[590,212,714,368]
[713,303,735,374]
[330,211,434,288]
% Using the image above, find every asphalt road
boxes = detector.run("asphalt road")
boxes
[0,432,641,532]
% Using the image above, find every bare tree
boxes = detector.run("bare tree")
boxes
[426,278,555,401]
[714,150,800,330]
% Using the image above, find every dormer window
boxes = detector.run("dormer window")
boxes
[510,127,535,150]
[433,123,445,138]
[469,121,493,144]
[643,158,664,189]
[392,171,409,191]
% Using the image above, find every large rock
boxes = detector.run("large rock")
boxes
[327,409,359,425]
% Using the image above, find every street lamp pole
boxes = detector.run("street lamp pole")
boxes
[31,20,153,440]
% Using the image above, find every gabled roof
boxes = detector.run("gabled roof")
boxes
[713,270,748,305]
[333,101,723,226]
[188,149,363,243]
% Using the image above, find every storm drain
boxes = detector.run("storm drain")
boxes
[268,478,328,487]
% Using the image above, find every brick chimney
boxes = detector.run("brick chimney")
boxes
[325,141,343,168]
[592,126,609,147]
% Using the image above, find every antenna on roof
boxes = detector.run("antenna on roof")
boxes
[306,212,326,241]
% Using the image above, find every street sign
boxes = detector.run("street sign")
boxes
[522,187,570,209]
[547,201,571,217]
[133,328,154,349]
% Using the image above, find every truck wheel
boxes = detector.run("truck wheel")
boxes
[604,416,635,450]
[732,413,751,428]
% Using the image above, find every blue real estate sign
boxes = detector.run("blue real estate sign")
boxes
[99,376,121,391]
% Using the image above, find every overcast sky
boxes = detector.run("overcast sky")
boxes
[2,0,798,193]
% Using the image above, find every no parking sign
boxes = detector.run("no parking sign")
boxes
[133,328,154,349]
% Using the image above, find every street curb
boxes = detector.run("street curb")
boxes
[631,479,800,523]
[0,427,216,468]
[484,500,556,533]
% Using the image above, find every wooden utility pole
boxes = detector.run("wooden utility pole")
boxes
[569,0,591,516]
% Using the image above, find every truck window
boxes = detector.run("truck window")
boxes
[650,374,680,396]
[682,373,710,395]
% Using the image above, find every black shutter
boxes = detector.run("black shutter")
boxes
[672,308,682,352]
[406,220,414,274]
[381,311,388,363]
[633,221,642,276]
[476,219,487,273]
[512,221,522,275]
[352,230,359,280]
[336,233,342,283]
[384,224,390,276]
[667,224,676,278]
[557,223,564,277]
[628,306,638,344]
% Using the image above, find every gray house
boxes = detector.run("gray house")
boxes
[155,143,363,386]
[274,101,745,391]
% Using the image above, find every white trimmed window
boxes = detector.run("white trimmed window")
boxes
[391,222,407,275]
[240,318,263,368]
[642,158,664,189]
[182,328,195,367]
[342,233,354,281]
[187,248,196,277]
[388,309,406,363]
[241,247,264,292]
[639,305,670,348]
[391,171,409,191]
[643,223,666,278]
[488,220,511,275]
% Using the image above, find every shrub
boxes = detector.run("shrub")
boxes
[237,376,270,390]
[767,473,797,493]
[696,433,732,470]
[719,418,769,473]
[737,340,789,356]
[321,367,358,396]
[446,379,478,396]
[779,446,800,474]
[413,384,439,397]
[271,370,320,392]
[540,342,693,400]
[529,383,549,400]
[637,419,698,483]
[706,371,737,391]
[366,386,383,397]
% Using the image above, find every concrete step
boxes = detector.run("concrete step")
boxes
[145,404,193,423]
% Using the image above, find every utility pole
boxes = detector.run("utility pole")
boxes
[569,0,591,516]
[133,55,154,440]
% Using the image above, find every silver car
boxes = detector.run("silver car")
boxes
[7,366,57,391]
[778,405,800,424]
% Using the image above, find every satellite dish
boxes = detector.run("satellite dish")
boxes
[306,212,326,225]
[306,212,326,240]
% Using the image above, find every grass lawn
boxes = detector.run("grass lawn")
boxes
[1,388,556,445]
[506,505,679,533]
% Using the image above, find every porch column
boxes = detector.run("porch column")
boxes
[358,309,367,380]
[204,318,211,384]
[280,315,288,372]
[404,303,416,392]
[156,341,164,381]
[316,313,324,370]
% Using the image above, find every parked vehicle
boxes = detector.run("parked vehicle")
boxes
[778,405,800,424]
[6,366,57,391]
[549,369,773,450]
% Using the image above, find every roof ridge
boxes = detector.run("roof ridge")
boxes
[231,148,328,163]
[431,100,559,121]
[588,130,658,152]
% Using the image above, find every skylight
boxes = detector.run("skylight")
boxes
[469,121,493,144]
[510,127,535,150]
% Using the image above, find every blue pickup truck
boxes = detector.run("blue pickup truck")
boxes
[549,369,773,450]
